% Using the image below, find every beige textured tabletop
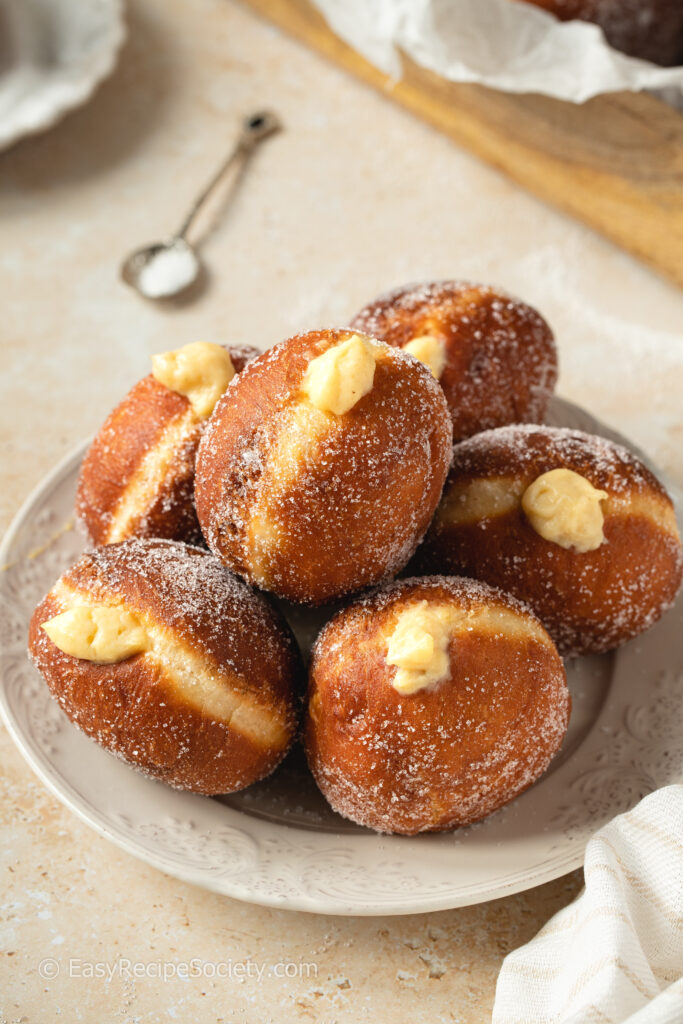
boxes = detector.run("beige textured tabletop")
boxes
[2,1,682,1021]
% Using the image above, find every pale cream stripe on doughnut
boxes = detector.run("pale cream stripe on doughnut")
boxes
[380,601,555,650]
[49,581,290,749]
[438,475,681,538]
[436,476,525,527]
[244,343,393,587]
[245,400,335,587]
[104,407,199,544]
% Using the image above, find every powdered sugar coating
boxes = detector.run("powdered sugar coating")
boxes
[37,538,298,686]
[447,423,669,496]
[195,329,453,605]
[315,572,549,644]
[28,538,300,793]
[305,575,569,834]
[418,425,683,656]
[75,344,259,547]
[350,280,558,442]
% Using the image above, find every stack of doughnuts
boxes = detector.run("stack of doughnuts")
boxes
[28,283,682,834]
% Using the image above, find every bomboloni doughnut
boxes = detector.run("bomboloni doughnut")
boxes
[416,425,683,657]
[305,576,570,834]
[514,0,683,66]
[75,341,258,547]
[194,329,452,605]
[28,538,299,794]
[350,281,557,442]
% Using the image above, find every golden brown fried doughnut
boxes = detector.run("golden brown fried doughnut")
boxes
[415,425,683,656]
[28,538,300,794]
[194,329,452,605]
[75,343,258,546]
[305,576,569,834]
[350,281,557,442]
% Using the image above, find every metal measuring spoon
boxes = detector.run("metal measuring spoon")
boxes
[121,111,282,299]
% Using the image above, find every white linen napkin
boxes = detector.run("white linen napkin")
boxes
[492,786,683,1024]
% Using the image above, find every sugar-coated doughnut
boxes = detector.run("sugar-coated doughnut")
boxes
[350,281,557,442]
[28,539,300,794]
[514,0,683,65]
[415,425,683,656]
[305,576,570,834]
[76,343,258,547]
[194,329,452,605]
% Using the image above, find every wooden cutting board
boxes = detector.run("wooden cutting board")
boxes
[240,0,683,288]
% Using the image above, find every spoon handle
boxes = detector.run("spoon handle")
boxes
[176,111,282,241]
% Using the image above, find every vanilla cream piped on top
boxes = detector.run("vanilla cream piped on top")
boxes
[152,341,235,419]
[522,468,608,552]
[41,605,150,663]
[402,335,446,380]
[386,600,459,695]
[302,334,377,415]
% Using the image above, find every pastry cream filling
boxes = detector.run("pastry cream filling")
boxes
[386,600,554,695]
[302,334,377,415]
[522,468,608,552]
[386,601,460,695]
[152,341,235,419]
[41,605,150,663]
[402,335,446,380]
[44,583,288,747]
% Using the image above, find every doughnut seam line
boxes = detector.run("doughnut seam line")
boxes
[104,407,199,544]
[47,580,291,749]
[438,478,680,535]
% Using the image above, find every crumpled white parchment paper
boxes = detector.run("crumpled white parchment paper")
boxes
[311,0,683,103]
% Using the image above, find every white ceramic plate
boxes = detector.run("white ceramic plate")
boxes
[0,0,126,151]
[1,398,682,916]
